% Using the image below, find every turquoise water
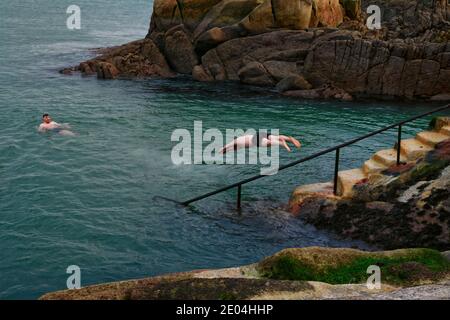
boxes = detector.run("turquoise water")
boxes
[0,1,447,299]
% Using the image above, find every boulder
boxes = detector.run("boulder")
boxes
[239,0,275,34]
[340,0,361,20]
[69,0,450,101]
[151,0,223,33]
[73,39,174,78]
[59,67,75,75]
[79,62,95,75]
[310,0,345,27]
[359,0,450,41]
[201,30,315,81]
[96,62,119,79]
[140,39,170,68]
[195,25,244,56]
[238,61,275,86]
[283,89,321,99]
[430,94,450,101]
[164,25,199,74]
[151,0,183,32]
[272,0,313,29]
[276,75,312,92]
[178,0,224,31]
[192,65,214,81]
[151,0,349,37]
[192,0,261,38]
[263,60,298,81]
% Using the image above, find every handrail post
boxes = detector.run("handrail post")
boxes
[237,185,242,211]
[397,124,402,165]
[333,148,340,195]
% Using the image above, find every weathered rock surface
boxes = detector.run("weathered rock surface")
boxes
[149,0,346,36]
[199,28,450,99]
[65,0,450,101]
[276,75,313,92]
[290,139,450,250]
[40,247,450,300]
[361,0,450,42]
[164,25,199,74]
[72,39,175,79]
[361,281,450,300]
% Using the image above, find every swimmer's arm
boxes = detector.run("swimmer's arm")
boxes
[219,141,236,154]
[38,124,47,132]
[265,138,291,152]
[52,122,72,129]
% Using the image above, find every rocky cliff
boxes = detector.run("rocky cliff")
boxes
[64,0,450,101]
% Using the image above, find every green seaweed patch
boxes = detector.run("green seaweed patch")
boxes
[410,160,448,182]
[429,117,438,130]
[258,248,449,286]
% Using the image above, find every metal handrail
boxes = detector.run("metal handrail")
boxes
[163,104,450,209]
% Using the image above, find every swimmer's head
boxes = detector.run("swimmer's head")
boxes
[42,114,51,124]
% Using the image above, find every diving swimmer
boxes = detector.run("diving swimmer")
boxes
[38,114,75,136]
[219,132,301,154]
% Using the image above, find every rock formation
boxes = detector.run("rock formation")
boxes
[289,117,450,250]
[64,0,450,101]
[40,247,450,300]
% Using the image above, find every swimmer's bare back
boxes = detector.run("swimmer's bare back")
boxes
[38,122,76,136]
[219,134,301,154]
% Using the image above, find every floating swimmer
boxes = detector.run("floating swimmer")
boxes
[219,132,301,154]
[38,114,75,136]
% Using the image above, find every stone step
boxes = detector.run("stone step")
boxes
[363,158,388,174]
[440,126,450,136]
[372,149,407,167]
[337,168,367,197]
[400,138,433,161]
[416,131,450,147]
